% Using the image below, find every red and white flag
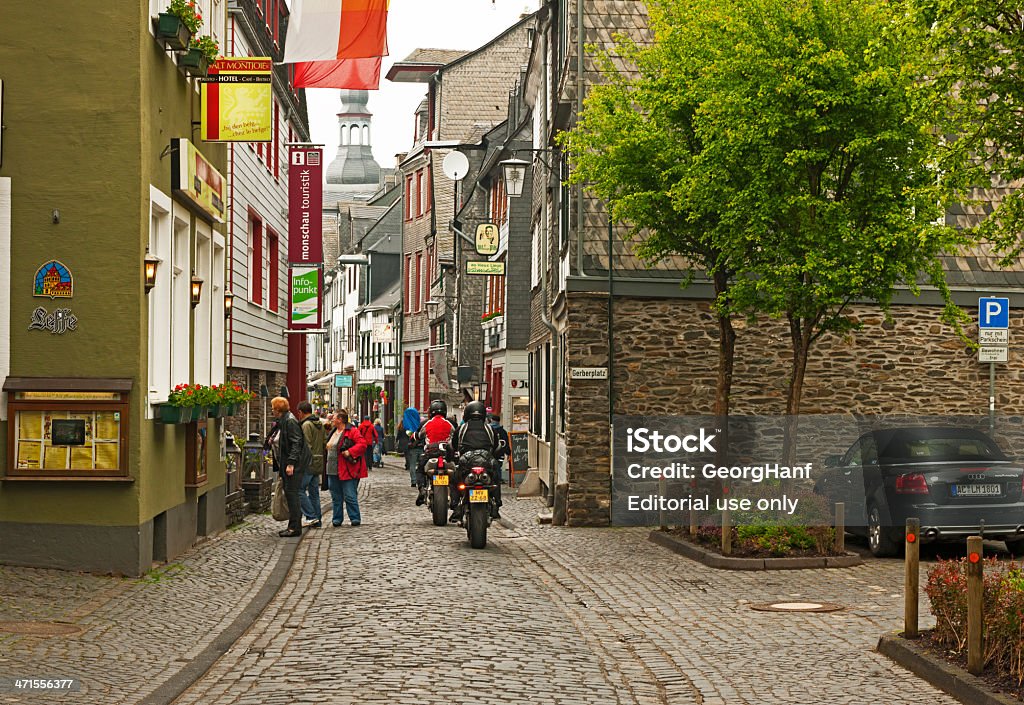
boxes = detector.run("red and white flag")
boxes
[292,56,382,90]
[283,0,388,63]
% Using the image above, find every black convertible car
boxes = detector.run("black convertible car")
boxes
[814,427,1024,557]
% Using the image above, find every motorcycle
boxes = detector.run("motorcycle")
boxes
[423,442,455,527]
[455,449,498,549]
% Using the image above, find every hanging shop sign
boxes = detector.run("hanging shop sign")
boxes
[200,57,273,142]
[466,261,505,276]
[288,265,322,329]
[371,322,394,344]
[333,374,354,388]
[171,138,225,223]
[288,147,324,263]
[475,222,499,256]
[33,260,73,299]
[28,306,78,335]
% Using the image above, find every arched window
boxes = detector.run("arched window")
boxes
[350,125,360,145]
[362,125,370,145]
[340,124,348,146]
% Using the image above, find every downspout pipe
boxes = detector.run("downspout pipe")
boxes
[537,19,558,503]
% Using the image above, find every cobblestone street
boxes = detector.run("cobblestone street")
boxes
[0,456,967,704]
[165,458,955,705]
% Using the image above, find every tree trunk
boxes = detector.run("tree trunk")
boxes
[782,314,813,467]
[713,271,736,470]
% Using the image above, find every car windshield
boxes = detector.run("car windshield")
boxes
[878,429,1008,462]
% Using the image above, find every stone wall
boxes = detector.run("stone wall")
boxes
[224,368,288,443]
[564,292,1024,526]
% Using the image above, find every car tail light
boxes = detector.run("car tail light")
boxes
[896,473,929,494]
[472,466,485,475]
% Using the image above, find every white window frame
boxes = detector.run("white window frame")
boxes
[171,205,192,391]
[148,186,174,409]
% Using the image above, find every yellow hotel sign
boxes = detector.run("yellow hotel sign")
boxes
[201,57,273,142]
[466,261,505,276]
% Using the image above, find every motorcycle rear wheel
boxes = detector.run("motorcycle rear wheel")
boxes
[468,503,488,549]
[431,485,448,526]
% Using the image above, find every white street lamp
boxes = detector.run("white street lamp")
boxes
[500,158,529,198]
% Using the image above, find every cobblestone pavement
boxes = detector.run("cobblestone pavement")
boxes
[173,459,958,705]
[0,509,290,703]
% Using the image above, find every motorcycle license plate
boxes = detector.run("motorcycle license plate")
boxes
[469,489,489,503]
[432,474,449,486]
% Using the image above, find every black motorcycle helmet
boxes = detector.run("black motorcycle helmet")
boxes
[464,400,487,421]
[429,399,448,418]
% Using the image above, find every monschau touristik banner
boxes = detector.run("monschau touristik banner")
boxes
[288,147,323,263]
[200,57,273,142]
[289,265,322,329]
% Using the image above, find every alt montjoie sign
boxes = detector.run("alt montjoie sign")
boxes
[200,57,273,142]
[288,147,323,264]
[288,266,321,329]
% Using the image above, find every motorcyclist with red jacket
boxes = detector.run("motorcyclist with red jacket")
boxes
[414,399,455,505]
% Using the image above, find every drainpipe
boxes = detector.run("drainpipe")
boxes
[538,20,559,508]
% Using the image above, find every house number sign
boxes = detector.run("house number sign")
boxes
[28,306,78,335]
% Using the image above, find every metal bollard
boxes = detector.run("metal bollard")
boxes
[904,518,920,638]
[689,478,698,536]
[722,508,732,555]
[659,476,667,531]
[967,536,984,675]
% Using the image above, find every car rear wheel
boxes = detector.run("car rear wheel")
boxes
[1005,539,1024,557]
[868,505,899,557]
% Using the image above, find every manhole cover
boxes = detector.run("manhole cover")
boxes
[0,621,83,636]
[749,602,843,613]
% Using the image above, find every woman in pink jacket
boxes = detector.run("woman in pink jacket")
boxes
[333,409,368,526]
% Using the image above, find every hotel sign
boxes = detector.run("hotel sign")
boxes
[200,57,273,142]
[288,147,323,264]
[171,138,225,223]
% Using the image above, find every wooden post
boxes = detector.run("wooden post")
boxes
[722,509,732,555]
[967,535,984,675]
[835,503,845,554]
[904,518,920,638]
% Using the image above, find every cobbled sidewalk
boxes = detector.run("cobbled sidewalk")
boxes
[172,459,957,705]
[0,504,295,704]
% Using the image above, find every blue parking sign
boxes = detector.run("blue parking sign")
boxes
[979,297,1010,329]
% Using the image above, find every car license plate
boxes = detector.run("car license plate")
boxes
[432,474,449,486]
[469,489,488,503]
[952,483,1001,497]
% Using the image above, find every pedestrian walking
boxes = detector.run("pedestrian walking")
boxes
[270,397,312,538]
[358,415,378,472]
[373,417,385,467]
[296,400,325,528]
[331,409,368,526]
[396,406,422,487]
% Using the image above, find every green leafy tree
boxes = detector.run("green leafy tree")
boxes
[563,0,972,461]
[907,0,1024,259]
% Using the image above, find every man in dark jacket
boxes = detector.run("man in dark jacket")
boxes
[272,396,312,537]
[296,401,325,528]
[452,401,501,521]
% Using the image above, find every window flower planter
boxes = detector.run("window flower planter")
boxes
[156,13,192,51]
[177,48,210,76]
[206,404,224,419]
[157,404,192,424]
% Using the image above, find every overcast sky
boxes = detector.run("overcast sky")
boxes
[303,0,538,176]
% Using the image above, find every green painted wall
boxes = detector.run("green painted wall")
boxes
[0,3,227,528]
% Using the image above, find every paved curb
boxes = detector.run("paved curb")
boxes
[138,518,309,705]
[648,530,862,570]
[877,633,1020,705]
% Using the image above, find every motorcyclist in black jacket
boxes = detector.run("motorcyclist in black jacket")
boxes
[451,400,501,521]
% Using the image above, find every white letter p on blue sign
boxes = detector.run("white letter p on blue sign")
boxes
[979,297,1010,329]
